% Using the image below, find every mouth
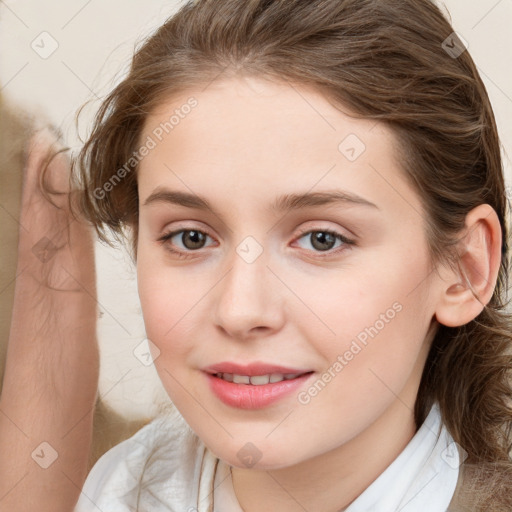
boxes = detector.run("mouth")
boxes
[211,371,311,385]
[203,362,315,409]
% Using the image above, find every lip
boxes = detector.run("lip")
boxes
[203,361,314,410]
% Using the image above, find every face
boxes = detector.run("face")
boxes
[136,76,440,469]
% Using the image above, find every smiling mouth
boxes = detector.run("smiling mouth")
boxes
[203,361,315,408]
[205,369,315,409]
[213,372,313,385]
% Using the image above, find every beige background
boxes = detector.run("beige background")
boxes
[1,0,511,420]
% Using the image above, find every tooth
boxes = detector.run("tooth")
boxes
[233,374,251,384]
[219,373,300,384]
[250,375,270,385]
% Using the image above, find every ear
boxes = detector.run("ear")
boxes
[434,204,502,328]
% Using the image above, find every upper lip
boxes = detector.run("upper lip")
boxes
[203,361,313,376]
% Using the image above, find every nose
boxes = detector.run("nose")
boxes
[212,245,285,340]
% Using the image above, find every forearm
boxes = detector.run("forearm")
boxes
[0,241,99,511]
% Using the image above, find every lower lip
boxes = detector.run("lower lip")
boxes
[205,372,314,409]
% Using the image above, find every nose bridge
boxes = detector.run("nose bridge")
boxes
[213,235,283,337]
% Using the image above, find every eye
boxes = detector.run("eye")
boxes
[157,228,215,258]
[294,228,355,257]
[157,226,355,260]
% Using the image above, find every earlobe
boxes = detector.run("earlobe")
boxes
[434,204,502,328]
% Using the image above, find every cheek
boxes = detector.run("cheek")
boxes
[290,280,433,449]
[298,241,434,385]
[296,246,431,347]
[137,254,200,358]
[137,268,204,407]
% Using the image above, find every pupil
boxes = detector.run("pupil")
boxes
[312,232,335,251]
[183,230,205,249]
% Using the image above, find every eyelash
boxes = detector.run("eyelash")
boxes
[156,226,355,260]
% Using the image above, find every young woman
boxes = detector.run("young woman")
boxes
[54,0,512,510]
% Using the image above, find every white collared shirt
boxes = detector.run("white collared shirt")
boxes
[75,402,459,512]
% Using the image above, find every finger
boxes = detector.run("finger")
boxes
[20,128,69,216]
[17,130,71,261]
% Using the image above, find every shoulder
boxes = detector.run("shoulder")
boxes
[74,407,208,512]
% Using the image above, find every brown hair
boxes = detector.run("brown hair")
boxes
[71,0,512,508]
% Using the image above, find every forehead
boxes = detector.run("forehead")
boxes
[142,75,394,157]
[145,77,392,140]
[137,76,422,220]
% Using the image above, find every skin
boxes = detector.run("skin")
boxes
[0,129,99,512]
[136,76,501,511]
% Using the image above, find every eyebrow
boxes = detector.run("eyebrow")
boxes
[142,188,379,216]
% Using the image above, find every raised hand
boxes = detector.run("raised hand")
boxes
[0,127,99,512]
